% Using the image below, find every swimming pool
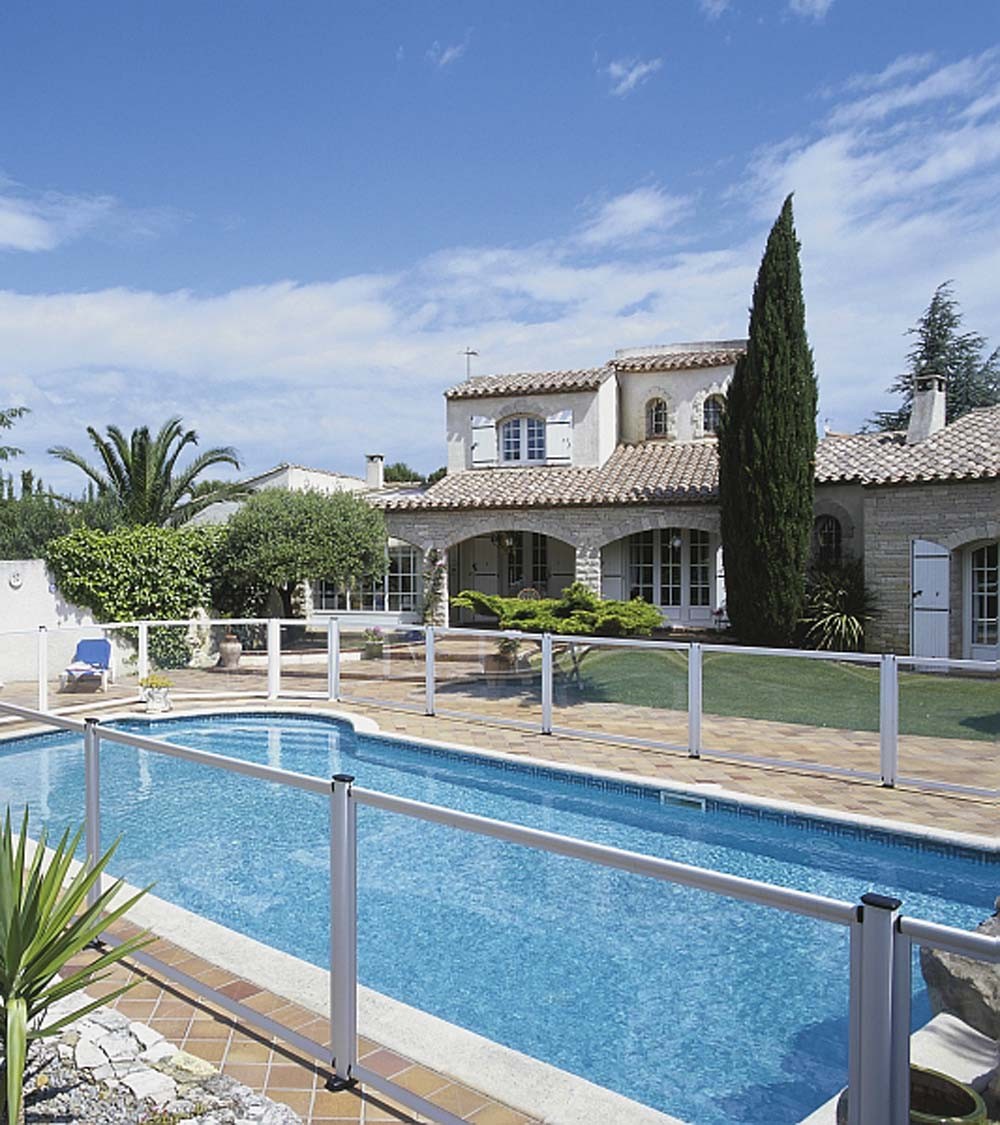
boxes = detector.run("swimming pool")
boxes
[1,712,995,1124]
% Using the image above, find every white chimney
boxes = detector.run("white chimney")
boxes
[365,454,384,490]
[906,373,947,444]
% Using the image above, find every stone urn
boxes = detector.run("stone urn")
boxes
[218,632,243,669]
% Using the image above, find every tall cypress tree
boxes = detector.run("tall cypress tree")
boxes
[718,195,817,646]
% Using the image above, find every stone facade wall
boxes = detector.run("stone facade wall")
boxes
[385,503,720,555]
[862,479,1000,656]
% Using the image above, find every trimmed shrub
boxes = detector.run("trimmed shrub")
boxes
[451,582,663,637]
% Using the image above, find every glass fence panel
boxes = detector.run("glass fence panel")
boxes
[431,629,543,727]
[198,622,269,696]
[40,624,139,709]
[338,624,426,711]
[897,661,999,793]
[278,621,328,697]
[701,649,881,774]
[551,639,688,744]
[356,801,853,1125]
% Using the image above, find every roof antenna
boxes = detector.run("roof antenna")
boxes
[461,347,479,378]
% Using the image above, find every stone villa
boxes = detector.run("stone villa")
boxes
[213,340,999,662]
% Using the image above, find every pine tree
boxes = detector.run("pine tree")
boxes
[718,195,818,647]
[869,281,1000,430]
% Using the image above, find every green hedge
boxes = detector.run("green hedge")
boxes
[451,582,663,636]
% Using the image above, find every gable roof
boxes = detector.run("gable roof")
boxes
[383,405,1000,513]
[815,404,1000,485]
[612,341,747,373]
[445,367,611,401]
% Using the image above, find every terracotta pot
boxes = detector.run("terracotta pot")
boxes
[218,632,243,669]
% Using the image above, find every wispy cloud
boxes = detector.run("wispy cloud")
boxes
[698,0,731,19]
[788,0,834,18]
[577,187,690,247]
[426,34,469,68]
[0,179,179,253]
[604,56,663,97]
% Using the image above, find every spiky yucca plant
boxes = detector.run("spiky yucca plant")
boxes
[0,808,151,1125]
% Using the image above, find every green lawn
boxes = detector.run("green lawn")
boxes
[554,647,999,743]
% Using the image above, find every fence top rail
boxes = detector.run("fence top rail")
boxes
[548,633,692,651]
[433,626,546,642]
[896,655,999,673]
[899,917,1000,963]
[351,784,857,926]
[0,699,86,733]
[708,642,883,664]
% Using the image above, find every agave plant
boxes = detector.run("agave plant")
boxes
[0,808,151,1125]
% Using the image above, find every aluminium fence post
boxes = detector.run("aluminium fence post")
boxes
[329,773,358,1084]
[37,625,48,712]
[84,717,102,911]
[267,618,281,699]
[327,617,341,702]
[890,927,912,1125]
[138,621,149,682]
[879,654,899,787]
[541,632,553,734]
[849,892,902,1125]
[687,642,702,758]
[425,625,436,716]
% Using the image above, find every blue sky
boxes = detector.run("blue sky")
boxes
[1,1,998,488]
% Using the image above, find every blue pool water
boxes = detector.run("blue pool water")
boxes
[1,712,995,1125]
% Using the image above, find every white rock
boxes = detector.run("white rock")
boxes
[122,1067,177,1105]
[97,1030,136,1062]
[91,1063,114,1082]
[160,1049,217,1080]
[129,1020,164,1049]
[74,1039,107,1070]
[141,1040,178,1064]
[90,1008,130,1032]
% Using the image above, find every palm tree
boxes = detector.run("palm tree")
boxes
[49,416,247,526]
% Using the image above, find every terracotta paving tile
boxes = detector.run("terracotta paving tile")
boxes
[221,1061,269,1086]
[147,1016,192,1040]
[428,1083,490,1118]
[358,1048,411,1080]
[265,1088,314,1115]
[183,1037,229,1063]
[468,1106,535,1125]
[311,1086,368,1116]
[224,1038,273,1065]
[390,1067,449,1099]
[219,978,263,1001]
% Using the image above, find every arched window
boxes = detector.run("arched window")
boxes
[702,394,725,435]
[813,515,842,565]
[646,398,669,438]
[499,417,546,464]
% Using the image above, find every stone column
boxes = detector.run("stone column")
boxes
[574,544,602,597]
[422,546,450,626]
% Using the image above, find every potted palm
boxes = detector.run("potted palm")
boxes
[0,808,150,1125]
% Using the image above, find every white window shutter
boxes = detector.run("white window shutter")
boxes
[471,415,497,468]
[545,409,572,465]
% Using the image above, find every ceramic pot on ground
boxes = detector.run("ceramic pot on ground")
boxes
[218,632,243,669]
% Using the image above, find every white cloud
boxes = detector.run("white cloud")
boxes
[426,36,469,68]
[698,0,730,18]
[0,180,178,253]
[577,187,690,247]
[605,57,663,97]
[3,50,999,485]
[788,0,834,18]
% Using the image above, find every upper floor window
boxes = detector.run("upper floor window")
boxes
[813,515,842,565]
[702,394,725,436]
[500,416,546,464]
[646,398,669,438]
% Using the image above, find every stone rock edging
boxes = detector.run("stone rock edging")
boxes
[23,993,301,1125]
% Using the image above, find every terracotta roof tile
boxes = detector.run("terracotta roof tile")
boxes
[445,367,611,400]
[382,405,1000,513]
[815,404,1000,484]
[612,345,746,372]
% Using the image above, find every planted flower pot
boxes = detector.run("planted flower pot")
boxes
[143,686,172,714]
[836,1066,987,1124]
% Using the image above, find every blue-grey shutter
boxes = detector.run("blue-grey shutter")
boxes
[545,409,572,465]
[471,416,497,468]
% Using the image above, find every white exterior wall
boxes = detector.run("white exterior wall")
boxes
[618,364,734,444]
[446,388,604,471]
[251,466,366,494]
[0,559,109,685]
[596,374,618,466]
